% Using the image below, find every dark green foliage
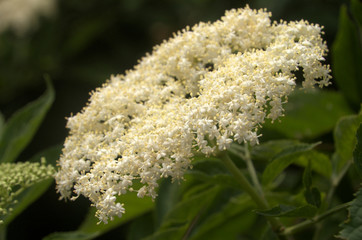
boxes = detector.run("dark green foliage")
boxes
[262,142,322,185]
[0,79,54,163]
[332,0,362,108]
[0,82,57,231]
[353,124,362,176]
[339,186,362,240]
[263,90,353,140]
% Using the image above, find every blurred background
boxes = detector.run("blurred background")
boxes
[0,0,350,239]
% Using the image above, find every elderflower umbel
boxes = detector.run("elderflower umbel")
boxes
[0,0,56,35]
[0,158,55,224]
[55,6,331,224]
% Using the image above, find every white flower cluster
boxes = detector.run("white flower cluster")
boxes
[0,0,56,35]
[55,6,331,223]
[0,158,55,224]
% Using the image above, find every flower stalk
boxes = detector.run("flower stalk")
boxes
[230,143,264,196]
[217,150,290,240]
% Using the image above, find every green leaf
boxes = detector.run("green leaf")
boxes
[304,187,321,208]
[27,144,62,166]
[44,186,155,240]
[189,172,238,188]
[155,178,181,228]
[185,158,239,189]
[262,142,321,184]
[251,140,299,162]
[252,140,332,178]
[0,79,54,163]
[180,178,214,200]
[146,186,220,240]
[189,193,256,240]
[127,212,155,240]
[256,204,317,218]
[302,160,321,208]
[339,186,362,240]
[294,151,332,179]
[160,185,220,228]
[78,187,154,234]
[353,124,362,176]
[192,211,255,240]
[43,231,100,240]
[189,157,229,175]
[3,178,54,226]
[333,112,362,172]
[331,2,362,106]
[351,0,362,27]
[303,159,312,189]
[263,90,353,139]
[259,226,279,240]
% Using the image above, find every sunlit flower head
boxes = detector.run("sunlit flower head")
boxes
[55,6,331,223]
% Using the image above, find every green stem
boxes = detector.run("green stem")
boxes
[219,150,268,208]
[243,144,264,196]
[218,150,290,240]
[283,201,351,236]
[229,144,263,195]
